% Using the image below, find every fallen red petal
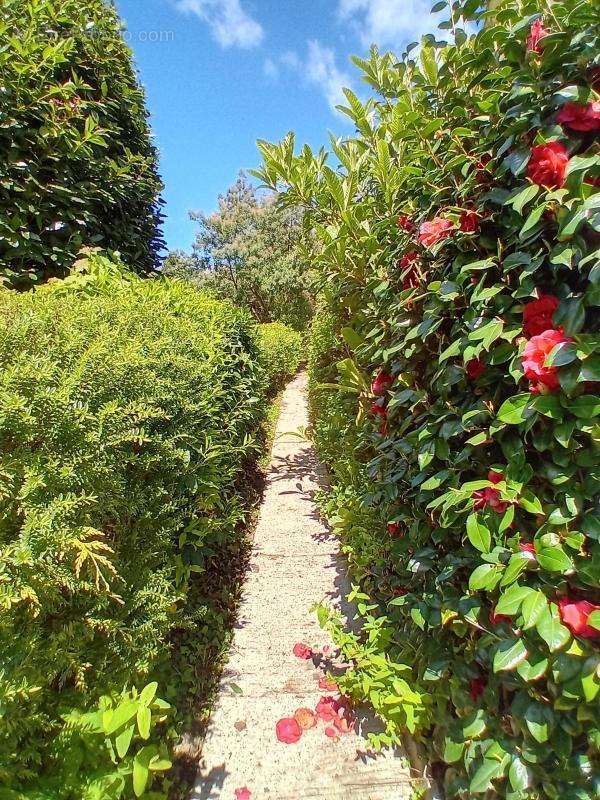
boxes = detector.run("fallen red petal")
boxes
[318,675,339,692]
[325,726,339,740]
[294,707,317,730]
[276,716,302,744]
[292,642,313,660]
[234,789,251,800]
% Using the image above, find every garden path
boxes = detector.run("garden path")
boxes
[191,371,413,800]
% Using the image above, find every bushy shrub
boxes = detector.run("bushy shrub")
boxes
[257,321,303,392]
[0,253,265,797]
[0,0,164,289]
[256,1,600,797]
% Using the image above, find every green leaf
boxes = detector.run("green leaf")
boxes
[497,394,533,424]
[140,682,158,706]
[524,703,551,743]
[536,545,573,573]
[519,204,546,238]
[341,326,363,350]
[104,701,137,735]
[462,709,487,738]
[443,734,465,763]
[469,564,501,591]
[570,395,600,419]
[495,585,532,616]
[509,756,531,791]
[588,610,600,632]
[467,513,491,553]
[493,638,528,672]
[519,490,544,515]
[137,706,151,740]
[470,757,507,794]
[536,604,571,652]
[510,184,539,215]
[115,724,135,759]
[521,591,547,629]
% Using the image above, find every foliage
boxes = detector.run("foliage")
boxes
[174,172,313,331]
[257,322,303,392]
[255,1,600,797]
[0,252,266,798]
[0,0,164,289]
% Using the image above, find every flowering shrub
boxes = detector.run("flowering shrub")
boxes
[255,0,600,796]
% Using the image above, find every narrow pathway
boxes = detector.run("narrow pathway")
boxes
[192,372,412,800]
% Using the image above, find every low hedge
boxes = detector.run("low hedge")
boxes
[257,0,600,797]
[0,253,265,798]
[257,321,303,392]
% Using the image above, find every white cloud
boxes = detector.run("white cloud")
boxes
[263,57,279,79]
[338,0,441,48]
[176,0,264,48]
[280,50,300,70]
[304,40,352,112]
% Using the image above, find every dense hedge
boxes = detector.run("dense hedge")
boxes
[0,254,265,798]
[0,0,164,289]
[257,322,303,392]
[257,0,600,797]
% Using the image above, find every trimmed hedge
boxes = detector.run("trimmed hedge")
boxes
[257,322,303,392]
[257,0,600,798]
[0,254,265,797]
[0,0,164,289]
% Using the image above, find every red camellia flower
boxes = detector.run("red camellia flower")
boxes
[371,370,393,396]
[489,609,512,625]
[527,18,549,52]
[469,677,486,701]
[527,141,569,189]
[466,358,485,381]
[398,251,420,290]
[387,521,401,536]
[519,542,537,556]
[523,294,559,338]
[459,209,479,233]
[418,217,454,247]
[276,717,302,744]
[522,328,572,392]
[371,401,388,419]
[293,642,313,660]
[558,598,600,639]
[472,471,508,513]
[234,788,251,800]
[556,101,600,133]
[397,214,415,232]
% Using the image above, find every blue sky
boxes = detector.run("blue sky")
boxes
[115,0,442,252]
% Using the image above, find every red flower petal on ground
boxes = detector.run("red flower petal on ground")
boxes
[276,717,302,744]
[293,642,313,660]
[387,521,401,536]
[294,707,317,730]
[397,214,415,232]
[556,101,600,133]
[522,328,572,392]
[333,714,355,734]
[527,141,569,189]
[234,789,251,800]
[325,726,339,740]
[315,695,339,723]
[523,294,559,338]
[459,209,479,233]
[558,598,600,639]
[318,675,339,692]
[418,217,454,247]
[466,358,485,380]
[469,677,486,701]
[527,18,549,52]
[371,370,393,396]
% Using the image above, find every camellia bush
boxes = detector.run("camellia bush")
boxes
[254,0,600,796]
[0,253,266,798]
[0,0,164,288]
[257,321,303,392]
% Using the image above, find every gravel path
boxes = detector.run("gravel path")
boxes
[191,371,413,800]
